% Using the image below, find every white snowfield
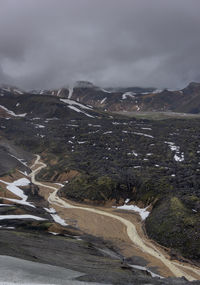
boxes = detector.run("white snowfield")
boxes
[103,131,112,134]
[0,104,27,117]
[127,151,138,156]
[0,178,35,208]
[68,105,94,118]
[44,207,56,214]
[100,97,107,104]
[101,88,112,93]
[165,141,184,162]
[44,207,68,226]
[50,213,68,226]
[0,215,46,221]
[68,87,74,99]
[60,99,91,110]
[77,141,87,144]
[141,127,152,130]
[0,255,108,285]
[129,264,163,279]
[60,99,95,118]
[117,203,150,220]
[134,132,154,139]
[13,88,24,95]
[122,92,136,100]
[35,124,45,128]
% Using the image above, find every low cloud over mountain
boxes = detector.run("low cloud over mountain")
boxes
[0,0,200,90]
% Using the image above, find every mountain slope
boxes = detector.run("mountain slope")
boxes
[38,81,200,114]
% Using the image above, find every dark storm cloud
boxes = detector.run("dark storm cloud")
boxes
[0,0,200,89]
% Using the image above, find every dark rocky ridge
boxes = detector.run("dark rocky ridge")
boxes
[0,230,199,284]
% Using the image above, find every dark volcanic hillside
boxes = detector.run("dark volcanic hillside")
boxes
[0,84,200,284]
[0,86,200,263]
[39,81,200,114]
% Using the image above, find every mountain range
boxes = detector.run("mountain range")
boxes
[28,81,200,114]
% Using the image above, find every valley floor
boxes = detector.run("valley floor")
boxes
[31,155,200,281]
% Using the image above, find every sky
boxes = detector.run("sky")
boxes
[0,0,200,90]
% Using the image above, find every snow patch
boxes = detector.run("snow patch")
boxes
[9,154,27,167]
[13,89,24,95]
[44,208,56,214]
[68,87,74,99]
[165,141,184,162]
[128,151,138,156]
[100,97,107,104]
[60,99,91,110]
[122,92,136,100]
[117,204,150,220]
[77,141,87,144]
[67,105,95,118]
[174,154,184,162]
[141,127,152,130]
[49,231,59,235]
[0,105,27,117]
[57,89,62,96]
[146,153,153,156]
[129,264,163,279]
[35,124,45,129]
[101,88,112,93]
[50,213,68,226]
[134,132,154,139]
[0,178,34,208]
[0,215,46,221]
[88,124,101,127]
[103,131,112,134]
[44,207,68,226]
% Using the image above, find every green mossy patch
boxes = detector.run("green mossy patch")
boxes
[146,196,200,260]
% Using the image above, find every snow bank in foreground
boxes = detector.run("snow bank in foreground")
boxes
[117,203,150,220]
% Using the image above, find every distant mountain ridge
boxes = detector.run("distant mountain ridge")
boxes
[28,81,200,114]
[1,81,200,114]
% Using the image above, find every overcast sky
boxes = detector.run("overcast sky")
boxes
[0,0,200,90]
